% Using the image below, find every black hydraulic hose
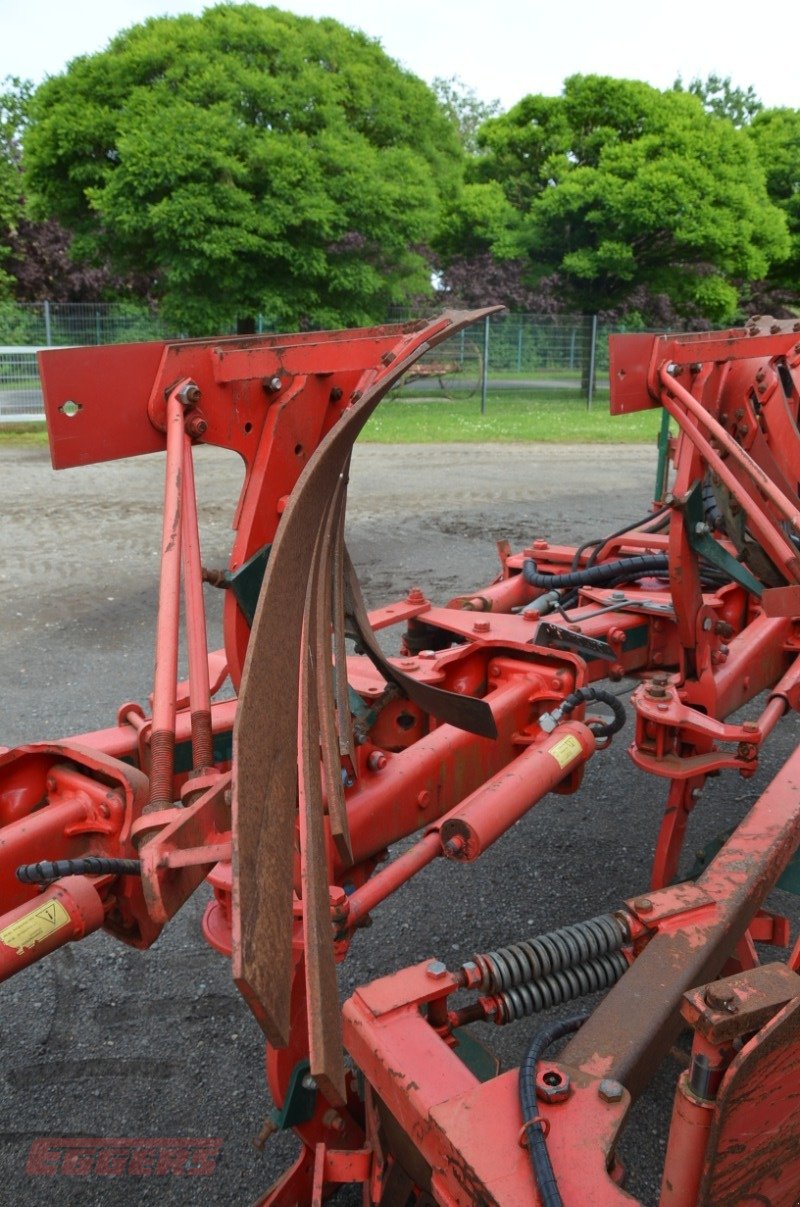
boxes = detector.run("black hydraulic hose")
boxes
[16,857,142,884]
[558,687,626,739]
[576,504,675,569]
[519,1012,590,1207]
[522,553,669,592]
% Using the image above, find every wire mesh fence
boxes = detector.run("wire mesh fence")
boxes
[0,304,650,423]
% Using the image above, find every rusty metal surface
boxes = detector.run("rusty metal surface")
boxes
[681,963,800,1045]
[562,738,800,1097]
[298,632,346,1105]
[232,309,501,1045]
[342,547,497,740]
[699,995,800,1206]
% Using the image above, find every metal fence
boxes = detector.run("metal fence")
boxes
[0,305,646,424]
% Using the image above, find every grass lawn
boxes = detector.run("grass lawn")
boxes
[0,392,664,447]
[0,423,48,445]
[361,391,663,444]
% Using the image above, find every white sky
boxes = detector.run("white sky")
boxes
[1,0,798,113]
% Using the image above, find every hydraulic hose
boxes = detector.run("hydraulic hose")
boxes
[519,1012,589,1207]
[557,686,626,740]
[573,505,671,572]
[16,857,142,884]
[522,553,669,592]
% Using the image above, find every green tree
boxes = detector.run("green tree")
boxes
[0,76,33,296]
[432,76,501,156]
[470,75,788,323]
[674,73,762,127]
[23,4,463,333]
[747,107,800,307]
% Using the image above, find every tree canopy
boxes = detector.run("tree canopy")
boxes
[449,75,790,323]
[0,76,32,296]
[8,28,800,328]
[23,3,462,332]
[747,107,800,302]
[674,73,763,127]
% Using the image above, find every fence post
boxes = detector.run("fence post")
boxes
[480,315,490,415]
[586,314,598,409]
[517,320,523,372]
[43,300,52,347]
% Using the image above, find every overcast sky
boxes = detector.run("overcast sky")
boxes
[2,0,798,113]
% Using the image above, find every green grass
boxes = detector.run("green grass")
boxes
[361,391,663,443]
[0,422,48,444]
[0,393,664,447]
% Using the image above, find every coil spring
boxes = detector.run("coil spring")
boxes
[471,912,629,994]
[494,950,628,1024]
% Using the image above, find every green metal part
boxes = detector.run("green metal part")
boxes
[452,1027,501,1083]
[684,481,763,597]
[654,408,671,504]
[226,543,272,627]
[269,1060,317,1130]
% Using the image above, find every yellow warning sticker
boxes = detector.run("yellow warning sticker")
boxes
[0,900,70,956]
[548,734,583,770]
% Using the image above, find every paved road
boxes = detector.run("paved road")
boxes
[0,441,795,1205]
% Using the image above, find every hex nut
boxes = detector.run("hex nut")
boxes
[536,1069,571,1104]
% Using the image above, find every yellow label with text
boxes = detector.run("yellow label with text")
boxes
[0,900,70,955]
[549,734,583,770]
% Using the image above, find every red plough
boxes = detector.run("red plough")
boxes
[2,309,800,1204]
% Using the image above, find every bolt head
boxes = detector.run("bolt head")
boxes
[704,984,738,1013]
[426,960,448,979]
[598,1078,624,1103]
[633,897,653,913]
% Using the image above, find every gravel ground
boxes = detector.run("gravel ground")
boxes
[0,440,796,1206]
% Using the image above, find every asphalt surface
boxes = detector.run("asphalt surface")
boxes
[1,440,797,1206]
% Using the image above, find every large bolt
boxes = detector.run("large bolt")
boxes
[709,984,738,1013]
[704,984,738,1013]
[598,1079,624,1103]
[253,1117,278,1149]
[427,960,448,979]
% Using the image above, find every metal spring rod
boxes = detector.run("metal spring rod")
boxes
[494,950,628,1024]
[470,912,630,994]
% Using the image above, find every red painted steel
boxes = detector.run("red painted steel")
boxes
[0,875,106,980]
